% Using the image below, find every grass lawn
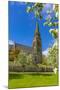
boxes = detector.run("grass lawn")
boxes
[8,72,58,89]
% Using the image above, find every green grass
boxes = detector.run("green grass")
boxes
[8,72,58,89]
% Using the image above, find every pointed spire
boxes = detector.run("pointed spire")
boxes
[35,22,39,34]
[35,22,40,36]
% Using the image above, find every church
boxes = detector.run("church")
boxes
[9,22,42,64]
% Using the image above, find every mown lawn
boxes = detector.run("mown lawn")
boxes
[8,72,58,89]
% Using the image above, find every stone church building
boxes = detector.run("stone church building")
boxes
[9,22,42,64]
[32,22,42,64]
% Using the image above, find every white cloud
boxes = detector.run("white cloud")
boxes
[9,40,14,45]
[42,49,48,56]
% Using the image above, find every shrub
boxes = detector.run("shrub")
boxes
[42,55,48,65]
[9,63,53,72]
[47,40,58,67]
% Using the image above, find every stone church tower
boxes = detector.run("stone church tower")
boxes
[32,22,42,64]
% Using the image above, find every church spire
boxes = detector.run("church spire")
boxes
[35,22,40,36]
[32,22,42,64]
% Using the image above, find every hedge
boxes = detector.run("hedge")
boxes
[9,64,53,72]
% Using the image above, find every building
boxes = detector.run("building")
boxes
[9,22,42,64]
[32,22,42,64]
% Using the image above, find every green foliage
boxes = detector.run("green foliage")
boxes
[42,55,48,65]
[9,46,20,63]
[49,29,58,39]
[27,54,33,65]
[9,50,15,61]
[44,22,58,27]
[26,3,43,19]
[17,51,33,66]
[47,41,58,67]
[44,4,59,29]
[26,6,32,13]
[18,51,27,67]
[26,4,59,25]
[26,3,59,41]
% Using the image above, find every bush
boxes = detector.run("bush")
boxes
[42,55,48,65]
[47,40,58,67]
[9,64,53,72]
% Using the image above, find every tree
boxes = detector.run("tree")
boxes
[26,3,43,19]
[26,3,59,35]
[9,45,20,64]
[44,4,59,39]
[42,55,48,65]
[9,49,15,61]
[44,4,59,26]
[49,29,58,39]
[18,51,27,71]
[47,40,58,67]
[47,5,59,67]
[27,54,33,65]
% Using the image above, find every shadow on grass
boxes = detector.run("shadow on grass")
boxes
[9,73,24,80]
[30,73,53,76]
[9,72,53,80]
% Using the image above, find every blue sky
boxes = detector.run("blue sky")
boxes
[8,1,56,51]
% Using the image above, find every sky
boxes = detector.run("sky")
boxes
[8,1,56,51]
